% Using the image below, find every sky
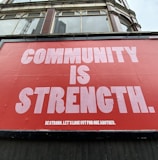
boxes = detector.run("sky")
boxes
[128,0,158,31]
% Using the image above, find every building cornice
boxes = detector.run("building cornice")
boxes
[0,0,136,17]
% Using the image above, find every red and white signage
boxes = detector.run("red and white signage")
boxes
[0,39,158,131]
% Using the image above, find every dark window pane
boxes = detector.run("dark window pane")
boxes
[82,16,111,32]
[54,17,80,33]
[0,18,44,35]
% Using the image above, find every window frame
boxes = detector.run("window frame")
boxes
[0,11,46,35]
[119,15,133,32]
[52,9,113,34]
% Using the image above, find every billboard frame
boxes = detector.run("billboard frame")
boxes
[1,32,158,139]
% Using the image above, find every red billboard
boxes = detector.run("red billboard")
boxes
[0,39,158,131]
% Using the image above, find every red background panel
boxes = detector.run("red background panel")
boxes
[0,40,158,131]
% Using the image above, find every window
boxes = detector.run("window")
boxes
[0,12,45,35]
[119,15,133,32]
[53,10,112,33]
